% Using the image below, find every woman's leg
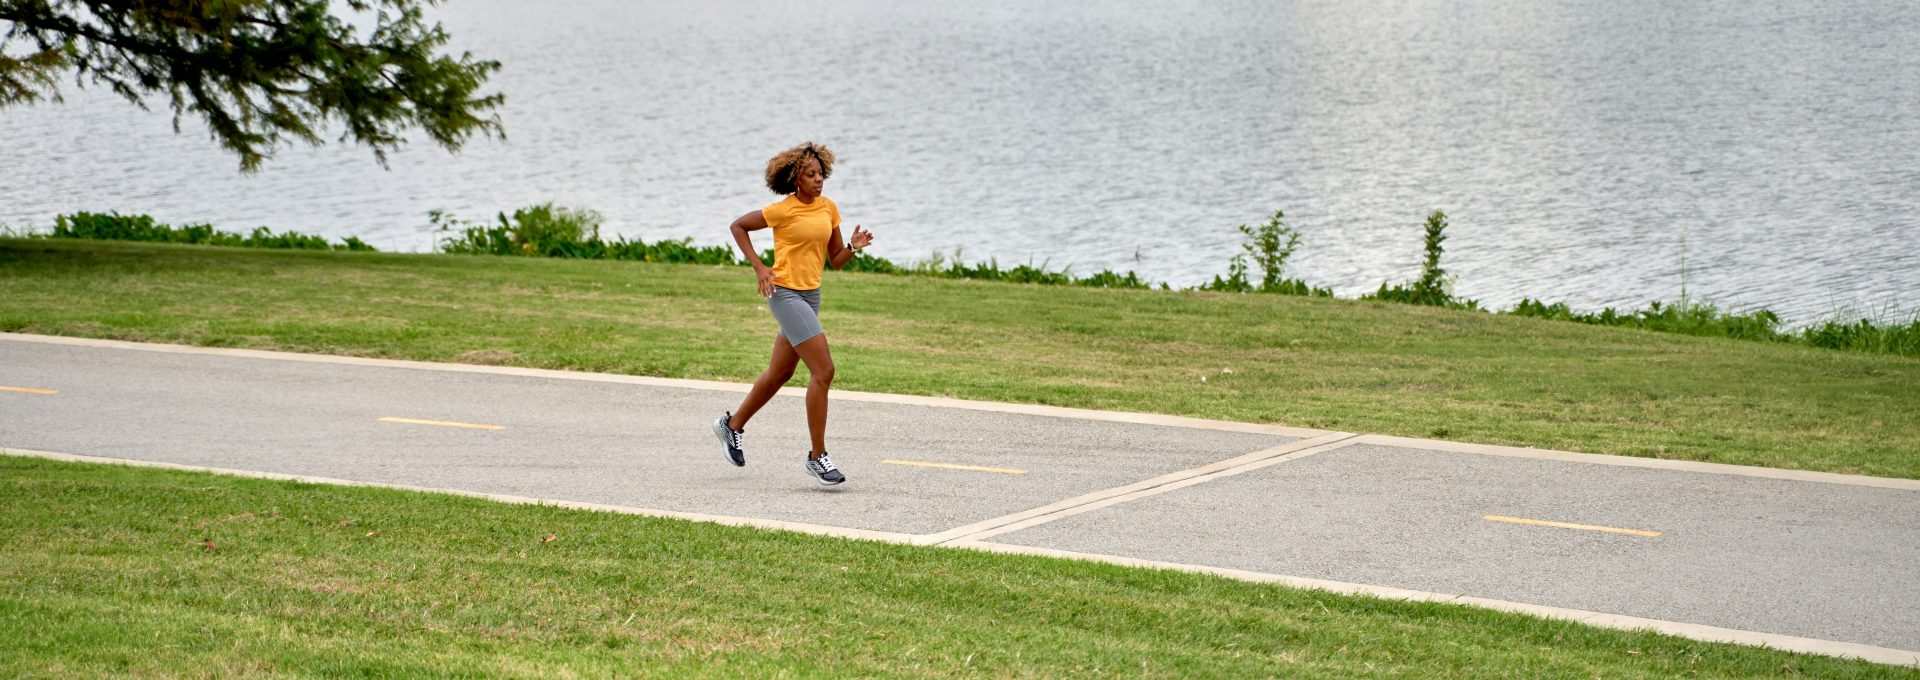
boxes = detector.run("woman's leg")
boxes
[789,333,835,457]
[729,334,799,430]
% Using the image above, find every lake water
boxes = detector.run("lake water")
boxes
[4,0,1917,323]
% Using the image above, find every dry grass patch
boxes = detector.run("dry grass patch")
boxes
[454,349,523,365]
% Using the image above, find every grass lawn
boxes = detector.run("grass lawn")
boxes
[2,456,1910,678]
[3,238,1915,478]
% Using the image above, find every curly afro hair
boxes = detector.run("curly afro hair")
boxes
[764,141,835,195]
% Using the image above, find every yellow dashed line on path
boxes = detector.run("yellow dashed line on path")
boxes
[882,459,1026,475]
[0,386,58,395]
[1483,515,1661,537]
[378,417,504,431]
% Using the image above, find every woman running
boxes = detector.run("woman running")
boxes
[712,141,873,486]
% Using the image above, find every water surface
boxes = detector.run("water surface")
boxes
[4,0,1916,322]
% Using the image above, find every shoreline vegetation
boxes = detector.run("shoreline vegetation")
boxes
[25,207,1920,358]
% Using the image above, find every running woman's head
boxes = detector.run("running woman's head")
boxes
[765,142,835,198]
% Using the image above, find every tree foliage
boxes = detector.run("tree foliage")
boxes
[0,0,503,170]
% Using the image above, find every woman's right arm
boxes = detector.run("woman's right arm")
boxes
[730,210,778,298]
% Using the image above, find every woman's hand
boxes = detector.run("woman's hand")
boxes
[731,209,775,296]
[755,264,780,298]
[848,225,873,251]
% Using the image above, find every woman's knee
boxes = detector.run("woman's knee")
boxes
[810,360,835,385]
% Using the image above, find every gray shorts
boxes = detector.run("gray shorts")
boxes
[768,286,823,344]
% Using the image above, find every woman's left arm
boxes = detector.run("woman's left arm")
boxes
[827,224,874,269]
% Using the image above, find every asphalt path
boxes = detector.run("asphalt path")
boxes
[2,334,1916,662]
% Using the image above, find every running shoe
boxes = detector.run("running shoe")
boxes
[804,452,846,486]
[712,411,745,467]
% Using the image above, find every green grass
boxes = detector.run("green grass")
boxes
[2,238,1917,479]
[2,456,1909,678]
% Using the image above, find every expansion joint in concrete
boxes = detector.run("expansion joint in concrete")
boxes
[919,432,1362,546]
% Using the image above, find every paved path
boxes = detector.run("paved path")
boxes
[2,333,1916,666]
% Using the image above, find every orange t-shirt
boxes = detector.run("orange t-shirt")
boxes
[760,195,840,291]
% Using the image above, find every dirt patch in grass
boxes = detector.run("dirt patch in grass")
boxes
[455,349,524,365]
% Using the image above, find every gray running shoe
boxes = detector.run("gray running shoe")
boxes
[804,452,845,486]
[712,412,745,467]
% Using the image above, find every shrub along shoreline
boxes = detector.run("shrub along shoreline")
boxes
[35,207,1920,357]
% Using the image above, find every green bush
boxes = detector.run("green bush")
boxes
[1076,269,1151,289]
[49,212,375,251]
[1367,210,1477,309]
[433,204,737,264]
[1506,297,1783,342]
[885,247,1150,289]
[840,251,903,274]
[1500,297,1920,357]
[1199,210,1333,296]
[432,204,602,257]
[1799,316,1920,355]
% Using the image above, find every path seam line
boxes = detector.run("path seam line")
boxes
[1482,515,1662,537]
[377,416,505,431]
[918,432,1361,546]
[881,459,1026,474]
